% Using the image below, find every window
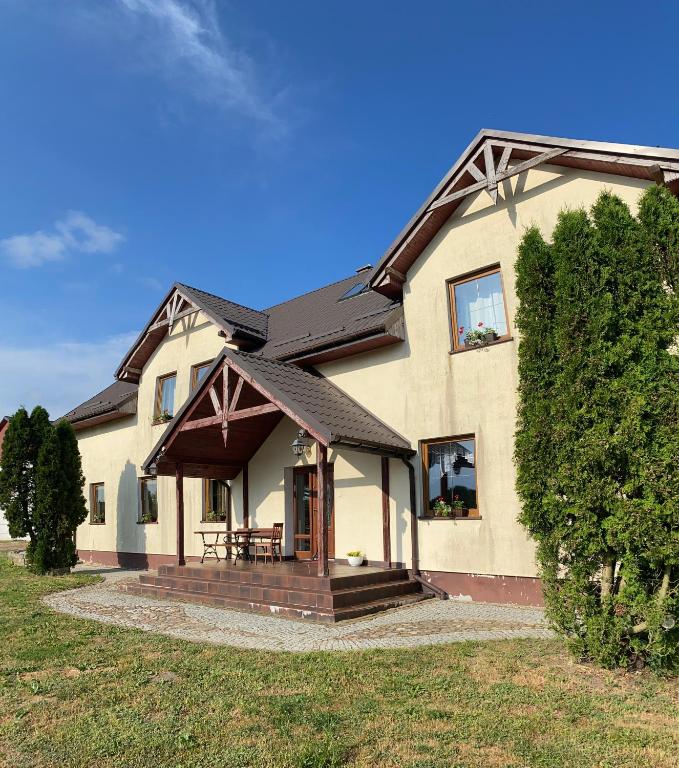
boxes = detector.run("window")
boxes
[421,436,478,518]
[154,372,176,420]
[139,477,158,523]
[191,361,213,390]
[448,267,509,351]
[90,483,105,524]
[338,282,366,301]
[202,479,230,523]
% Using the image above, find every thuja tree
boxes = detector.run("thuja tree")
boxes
[0,407,87,573]
[515,186,679,671]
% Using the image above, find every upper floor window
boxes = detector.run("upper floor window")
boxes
[139,477,158,524]
[448,267,509,351]
[421,436,479,518]
[191,361,213,390]
[90,482,105,524]
[154,372,176,421]
[203,479,230,523]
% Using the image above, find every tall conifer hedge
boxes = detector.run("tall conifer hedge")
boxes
[515,186,679,671]
[0,407,87,573]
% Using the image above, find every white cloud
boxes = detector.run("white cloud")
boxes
[1,210,124,268]
[0,332,139,420]
[114,0,283,131]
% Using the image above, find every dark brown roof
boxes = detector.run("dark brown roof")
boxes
[259,271,401,360]
[177,283,268,340]
[226,349,411,453]
[61,381,138,428]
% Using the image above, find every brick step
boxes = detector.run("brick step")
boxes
[156,563,410,591]
[123,581,430,623]
[138,573,419,611]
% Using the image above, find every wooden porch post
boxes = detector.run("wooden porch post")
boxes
[242,464,249,528]
[381,456,391,568]
[176,463,185,566]
[316,442,329,577]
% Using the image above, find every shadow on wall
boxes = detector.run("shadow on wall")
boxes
[116,460,148,569]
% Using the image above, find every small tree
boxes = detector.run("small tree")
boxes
[0,407,35,542]
[0,407,87,574]
[515,186,679,672]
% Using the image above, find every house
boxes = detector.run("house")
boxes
[63,129,679,615]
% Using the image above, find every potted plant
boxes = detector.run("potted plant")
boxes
[451,495,468,517]
[347,551,364,566]
[140,512,156,524]
[156,410,173,423]
[432,496,452,517]
[464,322,498,347]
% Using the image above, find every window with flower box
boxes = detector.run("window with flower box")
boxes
[139,477,158,524]
[448,267,509,351]
[202,479,230,523]
[421,436,479,518]
[90,482,105,524]
[154,372,176,422]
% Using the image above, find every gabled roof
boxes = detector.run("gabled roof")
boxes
[142,346,412,477]
[115,283,269,383]
[60,381,138,429]
[224,349,411,453]
[369,129,679,298]
[178,283,269,340]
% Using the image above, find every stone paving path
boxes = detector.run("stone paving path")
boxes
[43,566,554,652]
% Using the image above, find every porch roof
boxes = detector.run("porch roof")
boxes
[142,347,413,479]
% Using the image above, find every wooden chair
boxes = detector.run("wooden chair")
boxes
[254,523,284,564]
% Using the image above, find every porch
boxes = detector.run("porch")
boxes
[125,559,427,622]
[136,347,427,620]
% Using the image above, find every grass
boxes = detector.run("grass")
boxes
[0,559,677,768]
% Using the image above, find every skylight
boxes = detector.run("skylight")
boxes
[338,282,366,301]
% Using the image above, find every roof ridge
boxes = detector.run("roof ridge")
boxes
[263,273,364,312]
[177,282,268,318]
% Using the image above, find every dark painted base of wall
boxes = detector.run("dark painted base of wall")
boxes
[420,570,544,606]
[78,550,542,606]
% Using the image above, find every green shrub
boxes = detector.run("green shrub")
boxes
[515,186,679,672]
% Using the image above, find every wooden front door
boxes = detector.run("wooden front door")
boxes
[292,466,334,560]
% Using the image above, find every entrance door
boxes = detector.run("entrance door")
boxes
[292,466,334,560]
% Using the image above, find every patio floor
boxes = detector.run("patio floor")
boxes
[43,565,554,652]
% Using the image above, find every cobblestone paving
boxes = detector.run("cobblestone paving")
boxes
[43,566,554,652]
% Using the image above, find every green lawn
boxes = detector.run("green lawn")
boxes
[0,559,676,768]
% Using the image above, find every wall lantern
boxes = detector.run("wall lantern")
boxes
[291,429,313,457]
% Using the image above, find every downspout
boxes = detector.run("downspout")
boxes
[400,456,420,577]
[400,455,449,600]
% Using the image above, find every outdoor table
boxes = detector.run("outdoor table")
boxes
[195,530,227,563]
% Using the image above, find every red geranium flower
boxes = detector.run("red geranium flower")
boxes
[458,326,464,334]
[477,321,484,327]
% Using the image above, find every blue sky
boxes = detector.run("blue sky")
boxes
[1,0,677,417]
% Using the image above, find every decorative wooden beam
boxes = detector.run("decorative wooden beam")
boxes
[180,414,222,431]
[429,146,568,213]
[176,463,185,566]
[484,142,498,204]
[208,386,222,417]
[381,456,391,568]
[228,403,279,421]
[222,367,230,447]
[465,160,486,183]
[496,145,512,174]
[228,378,244,415]
[317,443,329,577]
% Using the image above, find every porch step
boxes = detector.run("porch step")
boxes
[123,579,430,623]
[123,562,431,622]
[134,573,420,611]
